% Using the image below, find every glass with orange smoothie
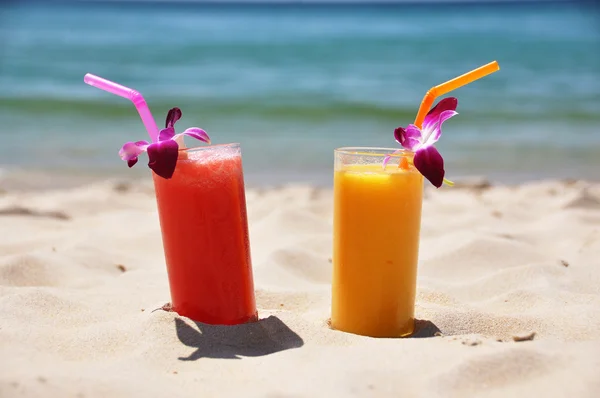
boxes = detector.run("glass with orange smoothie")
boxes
[330,61,500,337]
[331,148,423,337]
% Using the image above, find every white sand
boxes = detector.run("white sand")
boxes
[1,178,599,397]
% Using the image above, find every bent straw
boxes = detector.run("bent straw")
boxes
[414,61,500,128]
[84,73,159,143]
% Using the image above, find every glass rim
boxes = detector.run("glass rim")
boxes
[334,146,413,158]
[178,142,240,153]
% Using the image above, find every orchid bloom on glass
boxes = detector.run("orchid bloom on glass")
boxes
[385,97,458,188]
[118,107,210,179]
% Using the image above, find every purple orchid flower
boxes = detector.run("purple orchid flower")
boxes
[118,107,210,179]
[391,97,458,188]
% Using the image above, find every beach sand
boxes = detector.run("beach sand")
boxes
[1,178,599,397]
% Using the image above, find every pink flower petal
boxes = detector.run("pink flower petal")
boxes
[179,127,211,144]
[423,110,458,146]
[127,158,138,168]
[147,140,180,179]
[158,127,176,141]
[382,149,403,168]
[166,107,182,128]
[118,140,149,161]
[413,146,445,188]
[394,125,422,151]
[423,97,457,133]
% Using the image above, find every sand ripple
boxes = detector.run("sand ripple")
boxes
[1,180,599,397]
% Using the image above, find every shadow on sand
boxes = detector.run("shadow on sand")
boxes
[327,318,442,338]
[175,315,304,361]
[410,319,442,338]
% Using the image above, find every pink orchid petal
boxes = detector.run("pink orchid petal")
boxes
[394,126,420,150]
[395,124,422,151]
[423,110,458,146]
[382,149,404,168]
[127,158,138,168]
[147,140,180,179]
[166,107,182,128]
[382,155,392,168]
[118,140,149,161]
[158,127,176,141]
[393,126,405,144]
[423,97,457,133]
[413,146,445,188]
[179,127,211,144]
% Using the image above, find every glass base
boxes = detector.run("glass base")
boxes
[329,317,415,338]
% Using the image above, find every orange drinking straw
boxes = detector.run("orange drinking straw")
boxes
[414,61,500,128]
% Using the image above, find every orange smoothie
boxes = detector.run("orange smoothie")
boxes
[152,143,257,325]
[332,149,423,337]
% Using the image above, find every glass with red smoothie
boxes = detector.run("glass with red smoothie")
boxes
[152,143,257,325]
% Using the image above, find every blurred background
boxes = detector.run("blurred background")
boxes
[1,0,599,189]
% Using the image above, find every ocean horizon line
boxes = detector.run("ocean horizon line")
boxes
[14,0,589,5]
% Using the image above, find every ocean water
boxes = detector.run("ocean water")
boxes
[1,1,599,188]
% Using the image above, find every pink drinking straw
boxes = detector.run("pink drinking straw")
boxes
[83,73,159,143]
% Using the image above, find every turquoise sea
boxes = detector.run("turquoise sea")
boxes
[1,1,599,188]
